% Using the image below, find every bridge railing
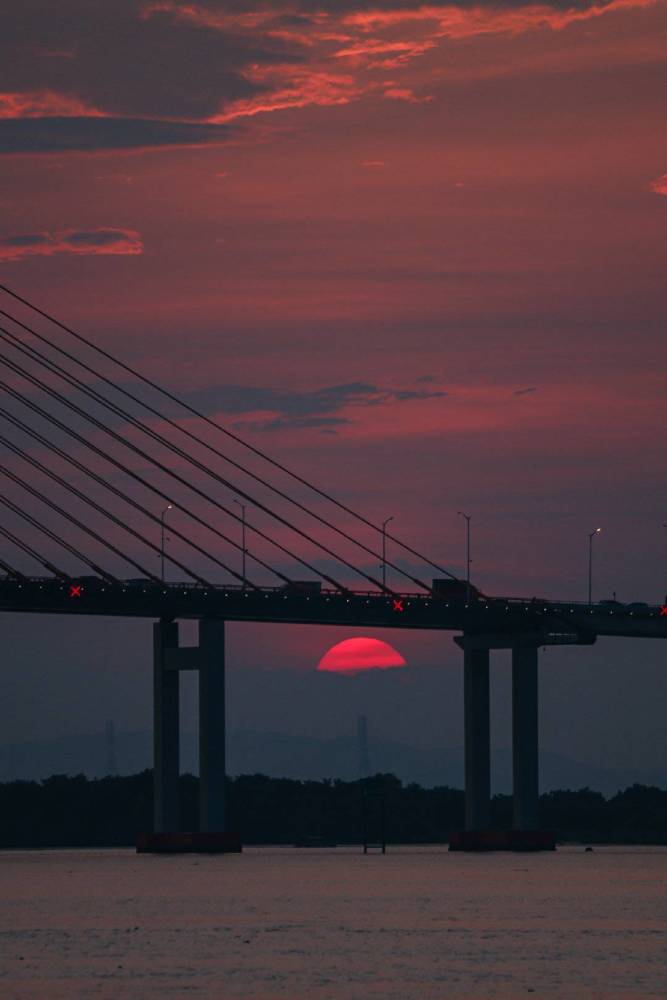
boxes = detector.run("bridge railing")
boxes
[0,575,663,617]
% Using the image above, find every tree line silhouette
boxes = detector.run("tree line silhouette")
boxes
[1,772,666,848]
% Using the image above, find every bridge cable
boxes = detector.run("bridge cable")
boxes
[0,323,397,593]
[0,406,264,590]
[0,369,324,590]
[0,306,446,593]
[0,466,164,583]
[0,385,292,588]
[0,341,362,593]
[0,433,213,587]
[0,492,118,582]
[0,546,28,580]
[0,285,458,582]
[0,523,65,579]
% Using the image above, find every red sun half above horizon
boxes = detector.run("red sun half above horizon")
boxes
[317,637,407,676]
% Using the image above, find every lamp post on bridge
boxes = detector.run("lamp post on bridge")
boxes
[458,511,471,604]
[588,527,601,604]
[234,499,247,587]
[381,516,394,590]
[160,505,172,583]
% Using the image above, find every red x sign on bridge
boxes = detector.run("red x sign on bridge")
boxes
[660,605,667,617]
[69,585,82,598]
[392,598,404,613]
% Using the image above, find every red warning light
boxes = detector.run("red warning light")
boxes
[392,598,404,613]
[69,584,82,598]
[660,605,667,617]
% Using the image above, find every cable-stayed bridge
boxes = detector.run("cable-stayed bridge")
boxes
[0,282,665,851]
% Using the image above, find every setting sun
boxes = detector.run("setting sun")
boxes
[317,637,407,675]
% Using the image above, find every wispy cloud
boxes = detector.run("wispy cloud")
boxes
[0,90,103,119]
[185,379,447,432]
[0,227,143,262]
[0,0,655,152]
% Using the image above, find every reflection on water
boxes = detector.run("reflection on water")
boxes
[1,845,666,999]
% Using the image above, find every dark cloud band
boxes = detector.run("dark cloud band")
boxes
[0,117,236,154]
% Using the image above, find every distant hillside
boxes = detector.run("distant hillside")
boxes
[1,729,665,795]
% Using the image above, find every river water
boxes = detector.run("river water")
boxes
[1,846,666,999]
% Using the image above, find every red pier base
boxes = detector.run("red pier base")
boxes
[137,831,242,854]
[449,829,556,852]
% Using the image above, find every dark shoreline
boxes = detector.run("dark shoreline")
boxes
[1,771,666,850]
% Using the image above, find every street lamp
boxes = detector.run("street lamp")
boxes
[381,516,394,590]
[234,499,247,587]
[588,527,602,604]
[160,505,172,582]
[457,511,471,604]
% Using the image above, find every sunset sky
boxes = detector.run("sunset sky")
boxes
[1,1,666,768]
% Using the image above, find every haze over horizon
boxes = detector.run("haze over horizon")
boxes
[0,0,665,781]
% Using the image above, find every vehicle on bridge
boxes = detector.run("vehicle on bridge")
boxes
[279,580,323,595]
[431,578,485,601]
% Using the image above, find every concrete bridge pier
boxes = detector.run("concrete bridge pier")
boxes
[463,644,491,831]
[450,633,554,851]
[153,619,180,834]
[198,619,227,834]
[138,617,240,853]
[512,644,539,831]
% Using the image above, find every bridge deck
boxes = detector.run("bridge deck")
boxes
[1,578,665,641]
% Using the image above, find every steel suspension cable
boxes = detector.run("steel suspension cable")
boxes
[0,546,28,580]
[0,493,117,581]
[0,466,161,582]
[0,523,65,578]
[0,376,301,589]
[0,417,254,587]
[0,285,457,581]
[0,347,356,592]
[0,433,212,587]
[0,324,392,593]
[0,306,443,590]
[0,465,159,583]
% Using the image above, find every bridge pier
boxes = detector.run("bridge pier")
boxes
[512,644,539,831]
[450,633,554,851]
[138,617,240,853]
[198,619,227,833]
[463,644,490,831]
[153,620,180,834]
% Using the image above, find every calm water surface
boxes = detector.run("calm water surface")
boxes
[1,846,666,999]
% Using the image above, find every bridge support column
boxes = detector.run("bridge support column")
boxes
[450,633,554,851]
[153,619,180,834]
[198,619,226,833]
[463,644,491,831]
[512,644,539,831]
[139,617,240,854]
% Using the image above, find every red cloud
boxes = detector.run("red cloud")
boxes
[0,0,659,147]
[0,228,144,263]
[0,91,103,119]
[650,174,667,195]
[210,68,363,122]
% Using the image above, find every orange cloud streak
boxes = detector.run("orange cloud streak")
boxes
[147,0,660,123]
[0,228,144,263]
[210,68,363,122]
[0,91,104,119]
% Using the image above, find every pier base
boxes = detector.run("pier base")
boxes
[449,829,556,852]
[137,831,242,854]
